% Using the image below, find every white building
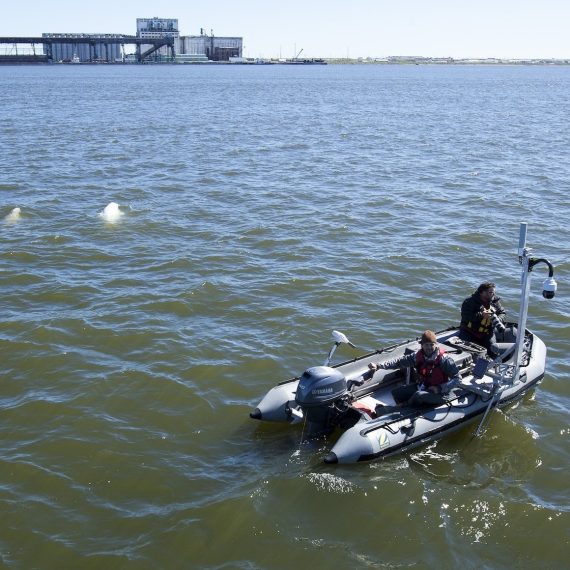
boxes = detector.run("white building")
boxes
[179,32,242,61]
[136,17,179,59]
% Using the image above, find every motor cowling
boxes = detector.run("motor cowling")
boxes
[296,366,347,406]
[295,366,348,437]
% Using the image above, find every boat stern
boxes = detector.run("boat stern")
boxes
[250,380,301,423]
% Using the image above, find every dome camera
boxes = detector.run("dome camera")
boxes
[542,276,557,299]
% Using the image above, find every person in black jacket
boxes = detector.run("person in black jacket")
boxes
[459,281,506,355]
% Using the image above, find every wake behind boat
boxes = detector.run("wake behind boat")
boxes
[249,223,558,464]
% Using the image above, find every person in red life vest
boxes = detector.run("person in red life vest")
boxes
[459,281,506,356]
[368,330,460,410]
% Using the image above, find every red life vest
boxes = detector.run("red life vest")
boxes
[415,349,448,387]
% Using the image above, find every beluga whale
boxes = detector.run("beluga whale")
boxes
[99,202,124,223]
[4,207,21,224]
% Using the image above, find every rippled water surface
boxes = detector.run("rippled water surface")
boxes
[1,64,569,569]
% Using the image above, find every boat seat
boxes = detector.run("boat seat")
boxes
[496,326,517,343]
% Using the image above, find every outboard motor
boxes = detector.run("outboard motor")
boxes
[295,366,348,437]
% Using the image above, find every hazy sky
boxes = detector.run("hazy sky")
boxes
[2,0,569,59]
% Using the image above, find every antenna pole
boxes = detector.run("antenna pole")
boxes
[513,223,531,382]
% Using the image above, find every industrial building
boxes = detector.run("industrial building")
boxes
[136,20,243,62]
[4,17,242,64]
[179,31,242,62]
[41,33,122,63]
[136,18,242,62]
[137,17,179,60]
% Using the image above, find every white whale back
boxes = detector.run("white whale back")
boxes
[4,207,21,224]
[99,202,124,223]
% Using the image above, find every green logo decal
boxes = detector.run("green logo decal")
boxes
[378,431,390,450]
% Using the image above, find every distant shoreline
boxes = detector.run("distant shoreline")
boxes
[2,56,570,66]
[327,57,570,65]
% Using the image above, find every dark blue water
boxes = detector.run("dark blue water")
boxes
[1,64,569,569]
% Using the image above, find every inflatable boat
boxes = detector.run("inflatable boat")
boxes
[249,223,558,464]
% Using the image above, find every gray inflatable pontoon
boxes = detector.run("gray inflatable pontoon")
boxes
[249,223,557,464]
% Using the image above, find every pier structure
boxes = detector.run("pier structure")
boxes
[0,35,175,63]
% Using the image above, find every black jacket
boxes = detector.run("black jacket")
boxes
[460,292,505,340]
